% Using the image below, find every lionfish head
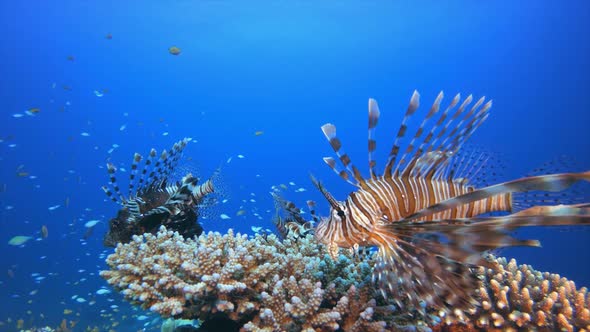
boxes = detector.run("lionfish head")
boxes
[310,174,351,250]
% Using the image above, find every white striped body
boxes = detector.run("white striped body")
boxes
[315,176,512,248]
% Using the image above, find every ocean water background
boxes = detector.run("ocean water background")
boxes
[1,1,589,330]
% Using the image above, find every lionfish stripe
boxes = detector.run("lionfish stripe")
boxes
[404,171,590,221]
[368,98,380,180]
[384,90,420,176]
[321,124,363,185]
[125,199,141,219]
[144,206,172,216]
[192,179,214,200]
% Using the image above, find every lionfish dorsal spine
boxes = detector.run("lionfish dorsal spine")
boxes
[413,93,461,167]
[105,162,126,204]
[101,185,118,203]
[395,91,443,175]
[383,90,420,178]
[128,153,142,198]
[367,98,380,180]
[321,124,362,187]
[150,150,168,189]
[425,94,472,155]
[137,148,157,193]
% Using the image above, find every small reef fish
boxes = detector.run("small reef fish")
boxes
[41,225,48,239]
[312,91,590,313]
[8,236,32,246]
[168,46,181,55]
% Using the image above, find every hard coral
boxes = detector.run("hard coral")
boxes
[100,226,384,331]
[437,256,590,331]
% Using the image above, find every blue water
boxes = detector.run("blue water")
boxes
[1,1,589,330]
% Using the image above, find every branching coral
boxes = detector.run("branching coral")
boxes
[436,256,590,332]
[100,226,384,331]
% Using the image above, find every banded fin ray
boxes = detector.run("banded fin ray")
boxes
[383,90,421,177]
[395,91,443,174]
[321,124,363,187]
[128,153,142,198]
[367,98,380,180]
[137,148,157,192]
[105,163,125,204]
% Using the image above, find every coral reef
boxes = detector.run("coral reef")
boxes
[100,227,385,331]
[101,227,589,331]
[436,256,590,332]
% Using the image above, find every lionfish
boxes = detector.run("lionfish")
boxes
[102,138,216,247]
[271,192,314,239]
[312,91,590,312]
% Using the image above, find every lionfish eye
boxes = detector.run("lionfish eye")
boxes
[337,210,345,218]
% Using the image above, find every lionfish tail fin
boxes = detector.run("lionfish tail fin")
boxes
[404,171,590,221]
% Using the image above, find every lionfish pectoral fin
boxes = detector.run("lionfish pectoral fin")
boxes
[403,171,590,221]
[371,225,480,311]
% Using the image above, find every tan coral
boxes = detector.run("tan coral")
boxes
[437,256,590,331]
[100,226,383,331]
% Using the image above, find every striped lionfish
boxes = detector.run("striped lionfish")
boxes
[271,192,314,239]
[102,138,217,247]
[312,91,590,312]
